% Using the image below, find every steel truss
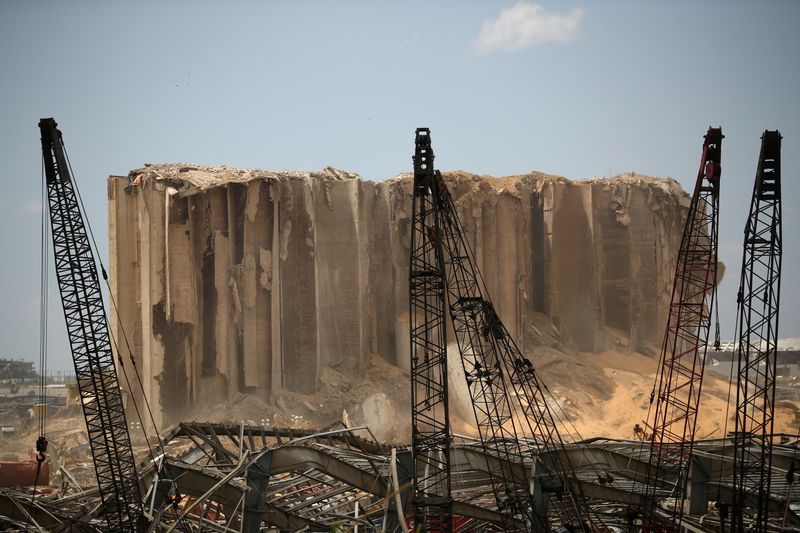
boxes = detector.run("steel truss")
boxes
[731,130,782,533]
[410,127,454,530]
[39,118,143,532]
[436,174,538,531]
[410,128,594,532]
[643,127,723,530]
[4,422,800,531]
[436,173,594,531]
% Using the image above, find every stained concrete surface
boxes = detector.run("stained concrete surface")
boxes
[108,165,690,426]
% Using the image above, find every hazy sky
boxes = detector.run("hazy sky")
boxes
[1,1,798,373]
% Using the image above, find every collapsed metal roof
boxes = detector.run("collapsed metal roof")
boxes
[1,422,799,531]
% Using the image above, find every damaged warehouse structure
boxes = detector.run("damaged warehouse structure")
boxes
[3,423,800,531]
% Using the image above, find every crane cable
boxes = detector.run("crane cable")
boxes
[444,200,606,528]
[711,281,737,530]
[628,303,674,522]
[26,155,50,530]
[62,142,158,461]
[780,423,800,530]
[37,155,49,446]
[714,285,722,352]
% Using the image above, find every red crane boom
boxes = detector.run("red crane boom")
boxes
[642,127,723,529]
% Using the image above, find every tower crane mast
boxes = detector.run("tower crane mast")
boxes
[39,118,144,532]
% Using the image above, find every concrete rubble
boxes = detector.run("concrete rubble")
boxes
[108,164,690,426]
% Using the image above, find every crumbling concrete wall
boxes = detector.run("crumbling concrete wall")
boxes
[108,165,687,425]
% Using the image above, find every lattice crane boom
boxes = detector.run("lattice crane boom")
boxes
[731,130,782,532]
[39,118,143,532]
[434,168,538,532]
[643,127,723,528]
[487,305,594,527]
[409,128,596,532]
[435,171,595,530]
[410,128,454,531]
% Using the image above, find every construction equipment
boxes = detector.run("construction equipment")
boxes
[409,128,454,530]
[410,128,594,532]
[642,127,723,529]
[39,118,144,531]
[731,130,782,532]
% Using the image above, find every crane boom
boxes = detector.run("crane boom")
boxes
[484,301,594,528]
[39,118,143,532]
[643,127,723,528]
[435,171,593,530]
[731,130,782,532]
[435,167,538,532]
[409,129,533,531]
[410,128,595,531]
[410,128,454,530]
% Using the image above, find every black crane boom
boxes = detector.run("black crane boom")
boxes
[39,118,143,532]
[409,128,595,532]
[410,128,454,530]
[435,172,538,531]
[434,170,593,530]
[731,130,782,532]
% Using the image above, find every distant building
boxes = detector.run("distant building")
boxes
[0,359,37,382]
[706,338,800,362]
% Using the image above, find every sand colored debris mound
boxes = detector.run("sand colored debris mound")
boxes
[108,164,692,428]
